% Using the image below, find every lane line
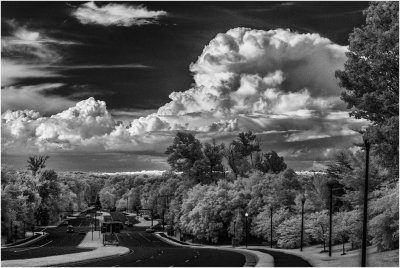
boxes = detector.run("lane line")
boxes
[13,240,53,253]
[139,232,152,242]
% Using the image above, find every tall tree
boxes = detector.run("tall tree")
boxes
[256,151,287,174]
[335,1,399,175]
[165,132,204,177]
[27,155,49,176]
[202,140,226,182]
[232,131,261,167]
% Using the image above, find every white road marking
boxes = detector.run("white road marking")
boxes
[139,232,151,242]
[136,260,142,262]
[185,260,190,262]
[13,240,53,252]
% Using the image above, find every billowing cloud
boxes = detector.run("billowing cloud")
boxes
[72,2,167,27]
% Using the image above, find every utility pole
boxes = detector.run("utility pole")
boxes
[245,212,248,248]
[328,181,334,257]
[361,138,370,267]
[270,207,273,248]
[300,195,306,251]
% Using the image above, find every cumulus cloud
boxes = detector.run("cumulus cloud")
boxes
[72,2,167,27]
[123,28,356,137]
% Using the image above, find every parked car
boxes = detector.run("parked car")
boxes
[60,220,69,226]
[144,216,150,221]
[79,230,86,235]
[66,225,74,233]
[145,228,155,233]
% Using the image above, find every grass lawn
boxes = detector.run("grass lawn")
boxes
[262,243,399,267]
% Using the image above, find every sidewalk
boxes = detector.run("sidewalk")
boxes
[2,231,130,267]
[154,232,274,267]
[254,244,399,267]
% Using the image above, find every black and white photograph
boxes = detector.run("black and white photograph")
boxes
[1,1,398,267]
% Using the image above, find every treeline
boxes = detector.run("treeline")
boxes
[2,129,397,251]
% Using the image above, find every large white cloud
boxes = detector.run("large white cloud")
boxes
[125,28,353,135]
[72,2,167,27]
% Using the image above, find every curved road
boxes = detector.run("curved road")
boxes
[250,249,311,267]
[2,212,246,267]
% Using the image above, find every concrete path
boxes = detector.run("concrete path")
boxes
[2,231,130,267]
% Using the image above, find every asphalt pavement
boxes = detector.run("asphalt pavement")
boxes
[2,212,247,267]
[66,212,246,267]
[1,215,93,260]
[250,248,312,267]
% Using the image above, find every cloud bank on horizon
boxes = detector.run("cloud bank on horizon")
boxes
[2,27,368,159]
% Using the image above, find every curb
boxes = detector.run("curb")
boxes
[249,247,316,267]
[1,232,49,249]
[50,249,134,267]
[154,232,270,267]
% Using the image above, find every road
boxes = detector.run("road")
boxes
[2,212,247,267]
[250,249,311,267]
[1,215,93,260]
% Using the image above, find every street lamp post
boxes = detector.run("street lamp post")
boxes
[361,138,370,267]
[327,180,335,257]
[270,207,273,248]
[127,196,129,213]
[245,212,249,248]
[300,195,306,251]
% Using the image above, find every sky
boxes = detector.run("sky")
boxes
[1,1,370,172]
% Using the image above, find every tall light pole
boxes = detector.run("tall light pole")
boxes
[300,195,306,251]
[361,137,370,267]
[270,207,273,248]
[245,212,249,248]
[327,180,335,257]
[127,196,129,213]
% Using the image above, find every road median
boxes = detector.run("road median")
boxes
[2,231,130,267]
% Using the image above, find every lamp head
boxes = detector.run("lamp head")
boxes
[301,195,306,204]
[327,179,336,188]
[245,212,248,217]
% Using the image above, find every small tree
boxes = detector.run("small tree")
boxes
[27,155,49,176]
